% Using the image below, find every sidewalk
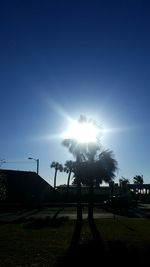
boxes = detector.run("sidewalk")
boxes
[0,208,129,223]
[0,209,40,223]
[0,206,148,223]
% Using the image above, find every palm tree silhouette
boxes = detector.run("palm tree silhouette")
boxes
[64,160,75,188]
[64,160,75,201]
[81,149,118,220]
[133,175,144,184]
[62,115,118,259]
[50,161,63,189]
[62,116,118,220]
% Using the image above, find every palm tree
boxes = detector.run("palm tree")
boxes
[78,149,118,220]
[133,175,144,184]
[50,161,63,189]
[64,160,76,201]
[62,115,118,219]
[64,160,75,187]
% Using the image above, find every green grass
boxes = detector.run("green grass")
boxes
[96,218,150,245]
[0,219,75,266]
[0,218,150,266]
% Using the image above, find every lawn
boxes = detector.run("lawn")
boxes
[0,218,74,266]
[0,217,150,266]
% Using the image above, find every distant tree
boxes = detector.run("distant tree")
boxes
[64,160,76,200]
[119,177,129,183]
[119,177,129,186]
[64,160,75,188]
[119,177,130,194]
[133,175,144,184]
[119,177,131,214]
[0,171,6,201]
[50,162,63,189]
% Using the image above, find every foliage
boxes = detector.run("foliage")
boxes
[50,162,63,172]
[64,160,76,186]
[133,175,144,184]
[50,162,63,188]
[62,115,118,186]
[63,160,75,175]
[62,115,118,221]
[119,177,129,185]
[73,150,118,186]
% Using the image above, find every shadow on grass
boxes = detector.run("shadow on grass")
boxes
[56,238,149,267]
[56,217,106,267]
[55,216,150,267]
[106,240,150,266]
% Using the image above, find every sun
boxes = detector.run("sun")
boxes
[63,119,99,143]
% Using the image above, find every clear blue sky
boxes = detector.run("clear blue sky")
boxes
[0,0,150,185]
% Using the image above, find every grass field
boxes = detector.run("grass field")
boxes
[0,217,150,266]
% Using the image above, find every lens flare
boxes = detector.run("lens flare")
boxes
[63,120,99,143]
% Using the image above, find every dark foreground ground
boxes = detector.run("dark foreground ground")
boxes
[0,207,150,267]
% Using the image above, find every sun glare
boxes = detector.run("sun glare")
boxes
[63,120,99,143]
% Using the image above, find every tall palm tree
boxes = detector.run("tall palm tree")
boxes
[50,161,63,189]
[64,160,75,188]
[79,149,118,220]
[64,160,76,202]
[62,115,116,220]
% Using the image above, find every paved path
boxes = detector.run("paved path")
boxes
[0,205,148,223]
[0,208,126,223]
[27,211,115,220]
[0,209,39,223]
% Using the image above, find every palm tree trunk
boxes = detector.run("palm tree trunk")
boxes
[66,171,71,202]
[54,169,57,189]
[76,155,82,221]
[67,171,71,188]
[88,180,94,221]
[77,179,82,221]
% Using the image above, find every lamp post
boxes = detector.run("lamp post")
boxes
[28,157,39,175]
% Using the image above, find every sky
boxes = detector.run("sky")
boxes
[0,0,150,186]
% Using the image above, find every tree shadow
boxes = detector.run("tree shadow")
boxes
[55,215,150,267]
[88,217,105,253]
[68,217,83,251]
[56,216,106,267]
[107,240,141,266]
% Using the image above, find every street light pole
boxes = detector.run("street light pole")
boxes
[36,159,39,175]
[28,157,39,175]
